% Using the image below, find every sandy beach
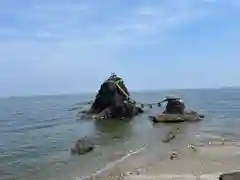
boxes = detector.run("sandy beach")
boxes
[82,140,240,180]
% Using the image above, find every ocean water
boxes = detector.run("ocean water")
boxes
[1,88,240,180]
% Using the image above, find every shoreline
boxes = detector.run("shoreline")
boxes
[77,146,147,180]
[78,141,240,180]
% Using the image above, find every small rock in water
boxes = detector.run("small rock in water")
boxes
[135,169,141,175]
[70,138,94,155]
[15,112,23,115]
[162,132,176,143]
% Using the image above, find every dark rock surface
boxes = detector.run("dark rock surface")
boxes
[84,73,144,119]
[70,137,94,155]
[219,172,240,180]
[149,109,204,123]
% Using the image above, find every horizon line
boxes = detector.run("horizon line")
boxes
[1,85,239,99]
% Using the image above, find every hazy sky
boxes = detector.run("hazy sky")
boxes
[0,0,240,96]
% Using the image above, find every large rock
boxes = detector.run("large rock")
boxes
[219,172,240,180]
[85,74,143,119]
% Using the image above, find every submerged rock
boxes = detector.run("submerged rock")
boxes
[70,137,94,155]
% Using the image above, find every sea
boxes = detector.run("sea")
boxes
[1,88,240,180]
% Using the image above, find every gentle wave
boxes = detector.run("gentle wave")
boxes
[77,146,146,180]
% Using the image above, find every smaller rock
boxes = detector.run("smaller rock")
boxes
[188,144,197,152]
[162,132,176,143]
[170,152,178,160]
[135,169,141,175]
[199,114,204,118]
[219,172,240,180]
[70,137,94,155]
[123,172,133,176]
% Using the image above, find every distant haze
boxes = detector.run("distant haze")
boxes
[0,0,240,97]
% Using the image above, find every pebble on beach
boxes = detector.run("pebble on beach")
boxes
[170,152,178,160]
[188,144,197,152]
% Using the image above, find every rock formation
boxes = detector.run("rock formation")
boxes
[85,73,143,119]
[219,172,240,180]
[70,137,94,155]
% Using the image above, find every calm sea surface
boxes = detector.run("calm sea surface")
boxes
[1,88,240,180]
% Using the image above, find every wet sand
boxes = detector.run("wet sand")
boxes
[82,140,240,180]
[126,145,240,180]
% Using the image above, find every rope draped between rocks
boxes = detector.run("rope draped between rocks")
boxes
[102,79,163,109]
[72,79,164,109]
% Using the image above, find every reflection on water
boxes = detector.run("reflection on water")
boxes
[94,119,133,140]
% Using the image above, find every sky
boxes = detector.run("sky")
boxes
[0,0,240,96]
